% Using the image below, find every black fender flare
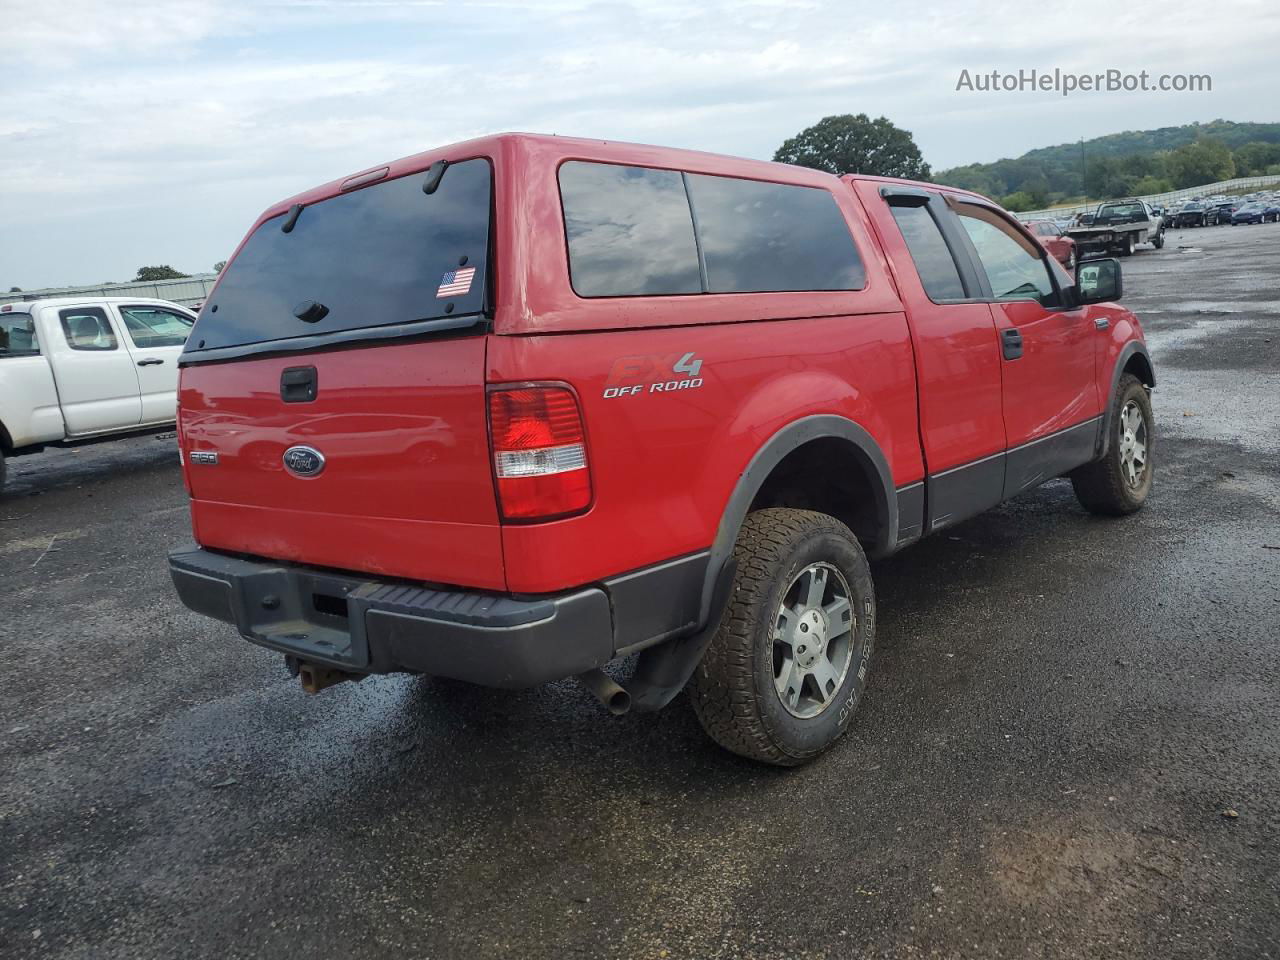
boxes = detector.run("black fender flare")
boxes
[628,415,896,712]
[1097,341,1155,459]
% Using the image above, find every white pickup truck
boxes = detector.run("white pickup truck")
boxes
[0,297,195,489]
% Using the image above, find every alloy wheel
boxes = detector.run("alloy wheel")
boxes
[772,563,856,719]
[1118,399,1149,488]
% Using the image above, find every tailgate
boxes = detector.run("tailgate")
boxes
[180,338,504,590]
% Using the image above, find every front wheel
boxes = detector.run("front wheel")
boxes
[1152,230,1165,249]
[689,508,875,766]
[1071,373,1154,515]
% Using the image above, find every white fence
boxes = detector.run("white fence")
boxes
[0,273,219,309]
[1017,174,1280,221]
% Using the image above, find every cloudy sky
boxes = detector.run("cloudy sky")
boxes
[3,0,1278,290]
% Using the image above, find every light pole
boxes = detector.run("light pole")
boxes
[1080,137,1087,213]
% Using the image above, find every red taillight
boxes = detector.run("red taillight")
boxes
[488,386,592,521]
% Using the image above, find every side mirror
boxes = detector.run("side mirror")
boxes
[1075,258,1122,304]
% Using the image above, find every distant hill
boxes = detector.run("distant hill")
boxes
[936,120,1280,211]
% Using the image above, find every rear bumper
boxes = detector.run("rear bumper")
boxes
[168,546,616,688]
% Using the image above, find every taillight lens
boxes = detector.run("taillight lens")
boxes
[488,386,592,521]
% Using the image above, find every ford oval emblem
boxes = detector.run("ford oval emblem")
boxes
[282,445,326,478]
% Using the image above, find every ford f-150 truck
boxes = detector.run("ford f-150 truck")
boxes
[168,134,1155,765]
[0,297,194,489]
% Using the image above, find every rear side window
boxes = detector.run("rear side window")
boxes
[888,204,966,301]
[119,305,194,348]
[558,161,864,297]
[558,162,702,297]
[685,174,865,293]
[0,313,39,356]
[60,307,118,351]
[189,157,492,354]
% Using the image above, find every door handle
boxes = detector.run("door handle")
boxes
[1001,328,1023,360]
[137,358,165,366]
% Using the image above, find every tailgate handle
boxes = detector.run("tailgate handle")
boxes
[281,366,318,403]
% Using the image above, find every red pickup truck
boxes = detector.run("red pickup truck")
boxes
[169,134,1154,765]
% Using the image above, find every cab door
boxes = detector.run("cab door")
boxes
[946,201,1101,497]
[112,303,194,423]
[852,181,1007,534]
[48,305,143,435]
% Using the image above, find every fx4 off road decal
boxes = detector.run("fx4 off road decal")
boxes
[602,352,705,399]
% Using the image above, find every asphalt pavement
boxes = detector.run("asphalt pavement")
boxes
[2,222,1278,959]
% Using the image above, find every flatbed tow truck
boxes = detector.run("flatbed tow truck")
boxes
[1067,198,1165,258]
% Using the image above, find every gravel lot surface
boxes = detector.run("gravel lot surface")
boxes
[2,222,1278,959]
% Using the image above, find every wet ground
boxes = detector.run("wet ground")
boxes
[2,222,1278,959]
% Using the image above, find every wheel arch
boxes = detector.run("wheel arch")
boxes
[697,414,896,627]
[1097,340,1155,459]
[628,415,896,714]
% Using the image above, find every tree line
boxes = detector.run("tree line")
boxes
[774,116,1280,213]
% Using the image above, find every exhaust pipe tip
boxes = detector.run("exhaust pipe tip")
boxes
[577,669,632,716]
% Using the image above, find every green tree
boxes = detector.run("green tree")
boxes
[134,265,190,281]
[1166,138,1235,189]
[1001,191,1037,212]
[774,114,931,180]
[1132,175,1173,196]
[213,260,227,274]
[1233,141,1280,176]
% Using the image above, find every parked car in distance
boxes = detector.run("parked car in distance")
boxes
[167,133,1155,765]
[1231,202,1267,225]
[1210,201,1237,225]
[1264,201,1280,223]
[0,297,194,488]
[1024,219,1078,268]
[1176,201,1209,227]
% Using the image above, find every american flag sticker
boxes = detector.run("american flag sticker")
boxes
[436,265,476,299]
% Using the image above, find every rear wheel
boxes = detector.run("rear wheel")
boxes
[1118,234,1134,256]
[689,508,875,766]
[1071,374,1153,515]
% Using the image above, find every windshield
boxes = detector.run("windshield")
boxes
[186,157,492,354]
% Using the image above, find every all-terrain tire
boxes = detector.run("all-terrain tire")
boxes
[688,508,875,766]
[1071,373,1154,515]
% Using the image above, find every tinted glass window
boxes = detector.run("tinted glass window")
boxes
[0,313,39,356]
[686,175,865,293]
[119,306,194,348]
[955,204,1056,304]
[60,307,118,351]
[1096,202,1145,221]
[558,162,702,297]
[189,158,492,353]
[888,204,966,300]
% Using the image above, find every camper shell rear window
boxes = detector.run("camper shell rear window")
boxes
[184,157,492,360]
